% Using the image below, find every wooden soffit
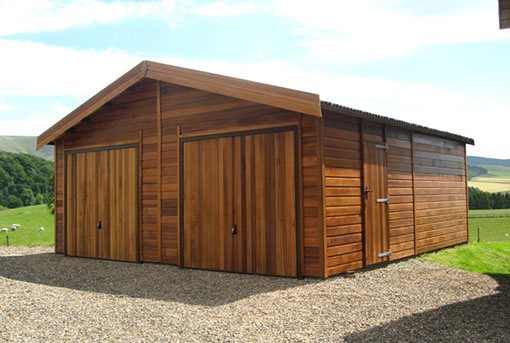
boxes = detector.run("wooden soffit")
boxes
[36,60,322,149]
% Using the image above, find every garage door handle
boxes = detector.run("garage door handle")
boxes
[96,221,102,230]
[231,224,237,235]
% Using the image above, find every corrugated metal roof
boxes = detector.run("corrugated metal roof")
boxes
[321,101,475,145]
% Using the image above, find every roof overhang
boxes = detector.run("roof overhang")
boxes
[321,102,474,145]
[36,60,322,149]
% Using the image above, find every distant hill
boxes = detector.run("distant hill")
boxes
[468,156,510,168]
[0,136,53,161]
[468,156,510,193]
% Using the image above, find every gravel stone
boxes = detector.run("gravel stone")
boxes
[0,246,508,342]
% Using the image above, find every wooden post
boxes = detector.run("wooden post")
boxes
[477,227,481,243]
[6,235,9,246]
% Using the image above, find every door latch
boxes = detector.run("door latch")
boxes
[376,197,391,204]
[96,221,102,230]
[364,187,373,200]
[231,224,237,235]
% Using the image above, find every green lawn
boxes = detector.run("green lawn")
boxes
[468,209,510,242]
[0,205,54,246]
[421,242,510,280]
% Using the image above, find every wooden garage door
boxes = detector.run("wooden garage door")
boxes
[182,129,298,277]
[66,146,138,262]
[363,142,390,265]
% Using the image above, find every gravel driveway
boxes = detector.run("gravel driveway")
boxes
[0,247,508,342]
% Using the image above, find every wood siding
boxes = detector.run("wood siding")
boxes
[51,76,469,279]
[322,112,363,277]
[413,133,468,253]
[55,141,65,253]
[386,128,415,260]
[322,110,468,277]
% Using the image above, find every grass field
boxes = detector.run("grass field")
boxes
[0,205,54,246]
[469,209,510,242]
[469,164,510,193]
[421,242,510,280]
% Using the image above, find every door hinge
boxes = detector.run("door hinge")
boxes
[375,144,389,151]
[376,197,391,204]
[378,250,392,258]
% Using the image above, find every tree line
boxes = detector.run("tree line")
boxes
[0,151,53,209]
[469,187,510,210]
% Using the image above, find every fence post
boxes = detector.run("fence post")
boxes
[6,235,9,246]
[477,227,481,243]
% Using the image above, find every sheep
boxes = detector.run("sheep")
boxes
[0,228,8,234]
[39,227,45,233]
[11,223,21,231]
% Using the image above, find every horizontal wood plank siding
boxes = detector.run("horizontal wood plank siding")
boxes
[301,116,324,277]
[54,140,65,253]
[413,133,468,253]
[322,111,363,276]
[386,128,415,260]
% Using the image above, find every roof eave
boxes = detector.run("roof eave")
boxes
[36,61,149,150]
[321,102,475,145]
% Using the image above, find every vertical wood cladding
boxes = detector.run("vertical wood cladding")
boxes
[413,134,468,253]
[386,128,415,260]
[322,111,363,277]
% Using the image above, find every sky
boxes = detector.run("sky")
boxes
[0,0,509,158]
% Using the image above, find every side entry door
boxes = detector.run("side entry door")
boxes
[363,142,391,265]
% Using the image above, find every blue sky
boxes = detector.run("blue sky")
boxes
[0,0,509,157]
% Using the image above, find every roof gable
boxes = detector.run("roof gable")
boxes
[36,60,322,149]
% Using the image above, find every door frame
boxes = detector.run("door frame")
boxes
[63,143,141,261]
[179,125,301,277]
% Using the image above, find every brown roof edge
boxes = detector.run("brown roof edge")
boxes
[321,101,475,145]
[36,61,149,150]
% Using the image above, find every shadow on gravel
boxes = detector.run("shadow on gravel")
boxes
[0,253,316,306]
[344,276,510,342]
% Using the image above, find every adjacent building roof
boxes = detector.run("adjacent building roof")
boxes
[500,0,510,29]
[36,60,474,149]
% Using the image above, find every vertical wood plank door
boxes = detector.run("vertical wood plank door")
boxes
[65,147,138,262]
[363,142,390,265]
[182,137,237,271]
[182,129,298,277]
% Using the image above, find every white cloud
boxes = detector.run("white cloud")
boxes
[0,37,506,157]
[0,0,182,36]
[193,1,256,17]
[0,38,140,96]
[271,0,510,62]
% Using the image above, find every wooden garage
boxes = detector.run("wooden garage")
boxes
[37,61,474,278]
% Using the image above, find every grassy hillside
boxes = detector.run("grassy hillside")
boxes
[0,136,53,161]
[0,205,54,246]
[469,164,510,193]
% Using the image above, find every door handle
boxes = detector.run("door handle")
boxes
[231,224,237,235]
[96,221,102,230]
